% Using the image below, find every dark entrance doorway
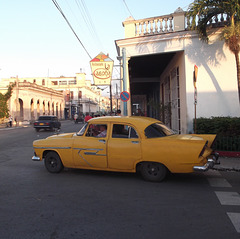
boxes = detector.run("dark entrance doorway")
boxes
[129,52,175,119]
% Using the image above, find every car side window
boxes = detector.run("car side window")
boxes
[85,124,107,138]
[112,124,138,139]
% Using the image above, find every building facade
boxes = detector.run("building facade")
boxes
[115,8,240,133]
[0,80,64,123]
[0,73,111,122]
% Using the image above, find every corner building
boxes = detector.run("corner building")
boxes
[115,8,240,133]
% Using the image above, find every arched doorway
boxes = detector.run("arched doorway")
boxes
[18,98,24,121]
[42,101,45,115]
[30,99,34,121]
[52,102,55,115]
[37,100,40,118]
[56,102,58,117]
[48,102,50,115]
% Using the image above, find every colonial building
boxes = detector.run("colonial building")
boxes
[0,72,111,122]
[0,80,64,123]
[115,8,240,133]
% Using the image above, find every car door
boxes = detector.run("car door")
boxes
[107,123,142,170]
[72,123,108,168]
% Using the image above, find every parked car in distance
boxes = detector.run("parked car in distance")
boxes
[33,116,61,132]
[32,116,219,182]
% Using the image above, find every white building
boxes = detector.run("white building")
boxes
[115,8,240,133]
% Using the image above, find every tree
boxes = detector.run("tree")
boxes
[187,0,240,104]
[0,83,15,119]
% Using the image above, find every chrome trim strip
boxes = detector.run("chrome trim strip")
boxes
[73,148,103,151]
[73,148,106,167]
[84,152,106,156]
[33,146,71,149]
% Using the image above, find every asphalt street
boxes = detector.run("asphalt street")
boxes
[0,120,240,239]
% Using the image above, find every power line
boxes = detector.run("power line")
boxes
[122,0,134,18]
[51,0,92,59]
[75,0,103,50]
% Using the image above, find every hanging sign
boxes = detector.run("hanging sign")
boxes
[90,52,114,85]
[193,65,198,88]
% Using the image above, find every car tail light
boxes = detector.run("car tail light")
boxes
[46,123,50,125]
[199,140,208,157]
[34,123,37,126]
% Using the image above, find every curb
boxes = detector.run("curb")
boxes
[217,151,240,158]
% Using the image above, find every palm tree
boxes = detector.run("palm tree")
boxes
[187,0,240,104]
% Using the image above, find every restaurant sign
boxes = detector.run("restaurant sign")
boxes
[90,52,114,85]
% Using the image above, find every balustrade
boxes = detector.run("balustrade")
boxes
[123,9,229,38]
[135,15,174,36]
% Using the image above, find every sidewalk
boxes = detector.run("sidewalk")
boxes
[216,156,240,170]
[0,122,30,130]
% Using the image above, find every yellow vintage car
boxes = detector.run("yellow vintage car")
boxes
[32,116,219,182]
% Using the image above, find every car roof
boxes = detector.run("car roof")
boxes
[38,116,57,119]
[88,116,161,132]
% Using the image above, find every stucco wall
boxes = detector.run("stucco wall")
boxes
[116,28,240,133]
[184,30,240,132]
[9,87,64,122]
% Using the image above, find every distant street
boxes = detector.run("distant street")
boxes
[0,120,240,239]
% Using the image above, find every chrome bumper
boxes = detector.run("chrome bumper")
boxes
[32,155,41,161]
[193,152,220,172]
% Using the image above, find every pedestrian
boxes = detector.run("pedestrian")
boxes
[116,109,121,116]
[136,108,144,116]
[9,115,13,127]
[74,113,78,124]
[84,112,92,122]
[14,116,17,127]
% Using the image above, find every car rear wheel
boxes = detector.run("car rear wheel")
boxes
[140,162,167,182]
[44,152,63,173]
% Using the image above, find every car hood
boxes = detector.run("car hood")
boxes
[47,133,75,139]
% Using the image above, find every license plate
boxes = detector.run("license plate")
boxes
[39,123,44,125]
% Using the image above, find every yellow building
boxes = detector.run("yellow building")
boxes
[0,72,110,122]
[0,79,64,123]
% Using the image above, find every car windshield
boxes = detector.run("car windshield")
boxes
[38,116,52,121]
[77,123,88,136]
[144,123,175,138]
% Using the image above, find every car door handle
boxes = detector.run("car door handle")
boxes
[99,140,106,144]
[131,141,139,144]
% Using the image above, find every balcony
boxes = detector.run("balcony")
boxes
[123,7,229,39]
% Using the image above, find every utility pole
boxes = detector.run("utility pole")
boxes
[193,65,198,133]
[122,48,128,116]
[109,83,113,113]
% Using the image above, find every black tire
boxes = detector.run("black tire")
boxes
[140,162,167,182]
[44,151,63,173]
[35,128,39,132]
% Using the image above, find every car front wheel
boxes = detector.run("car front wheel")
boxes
[44,151,63,173]
[140,162,167,182]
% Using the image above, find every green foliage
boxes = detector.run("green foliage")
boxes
[196,117,240,135]
[0,83,15,119]
[187,0,240,42]
[195,117,240,151]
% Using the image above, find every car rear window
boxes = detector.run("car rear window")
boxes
[38,116,52,121]
[145,123,175,138]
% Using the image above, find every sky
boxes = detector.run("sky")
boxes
[0,0,193,83]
